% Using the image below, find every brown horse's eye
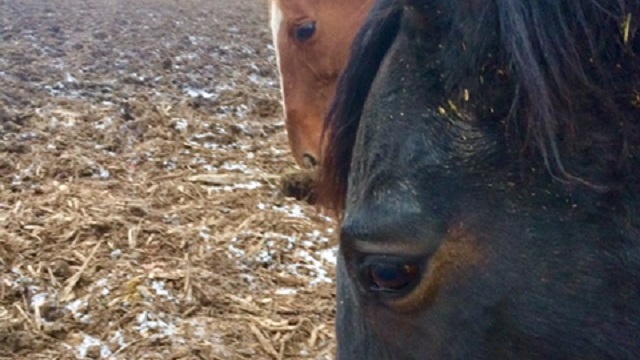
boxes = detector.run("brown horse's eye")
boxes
[368,262,420,293]
[294,21,316,42]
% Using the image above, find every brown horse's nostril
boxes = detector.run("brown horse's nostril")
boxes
[302,153,318,168]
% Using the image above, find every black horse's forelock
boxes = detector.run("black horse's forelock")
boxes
[496,0,638,187]
[319,0,640,213]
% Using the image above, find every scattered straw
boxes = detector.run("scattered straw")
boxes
[0,0,337,358]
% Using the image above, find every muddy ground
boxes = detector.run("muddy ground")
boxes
[0,0,337,359]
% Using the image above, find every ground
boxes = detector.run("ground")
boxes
[0,0,337,359]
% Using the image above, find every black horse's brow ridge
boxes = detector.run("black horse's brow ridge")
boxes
[319,0,640,213]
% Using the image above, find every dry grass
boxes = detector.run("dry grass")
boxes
[0,0,336,359]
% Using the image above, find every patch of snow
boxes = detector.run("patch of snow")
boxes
[175,52,198,62]
[239,273,255,284]
[164,160,177,170]
[31,293,48,308]
[219,162,262,175]
[136,310,178,337]
[94,167,111,180]
[173,118,188,131]
[64,73,77,83]
[279,204,306,218]
[94,117,113,130]
[72,334,113,359]
[275,288,297,295]
[110,330,126,349]
[215,181,262,192]
[16,132,37,141]
[227,243,245,257]
[92,278,112,296]
[65,298,91,323]
[184,87,216,99]
[319,247,338,266]
[199,227,211,240]
[151,281,174,301]
[110,249,122,260]
[286,249,334,285]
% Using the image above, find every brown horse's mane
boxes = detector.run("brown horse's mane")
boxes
[319,0,640,215]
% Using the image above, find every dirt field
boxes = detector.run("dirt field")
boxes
[0,0,337,359]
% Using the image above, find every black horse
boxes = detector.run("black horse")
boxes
[319,0,640,359]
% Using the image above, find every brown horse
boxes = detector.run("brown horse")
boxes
[320,0,640,358]
[269,0,374,168]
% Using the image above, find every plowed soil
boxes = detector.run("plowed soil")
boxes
[0,0,337,359]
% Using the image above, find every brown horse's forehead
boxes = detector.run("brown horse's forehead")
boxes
[276,0,359,18]
[275,0,315,15]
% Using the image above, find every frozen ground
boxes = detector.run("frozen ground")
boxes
[0,0,337,359]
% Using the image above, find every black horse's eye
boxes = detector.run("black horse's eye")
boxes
[367,261,420,293]
[294,21,316,42]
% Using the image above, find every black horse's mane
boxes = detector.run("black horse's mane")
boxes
[319,0,640,213]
